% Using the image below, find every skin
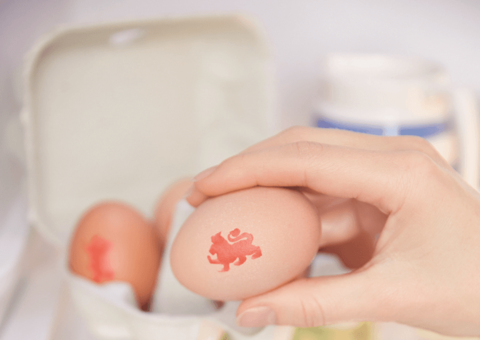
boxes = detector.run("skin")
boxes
[154,178,193,245]
[185,126,480,336]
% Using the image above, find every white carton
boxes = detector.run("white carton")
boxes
[21,15,289,340]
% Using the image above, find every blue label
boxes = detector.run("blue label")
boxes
[314,115,453,138]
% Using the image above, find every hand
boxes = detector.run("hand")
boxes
[186,127,480,336]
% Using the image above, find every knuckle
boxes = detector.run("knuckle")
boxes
[231,152,254,175]
[383,151,441,210]
[221,154,239,169]
[403,135,433,151]
[399,151,442,187]
[236,152,248,165]
[398,136,442,159]
[222,152,249,174]
[291,140,323,158]
[298,294,326,328]
[403,150,437,174]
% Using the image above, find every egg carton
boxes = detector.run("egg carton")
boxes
[21,14,278,340]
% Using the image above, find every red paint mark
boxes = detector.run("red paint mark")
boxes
[207,228,262,272]
[86,235,115,282]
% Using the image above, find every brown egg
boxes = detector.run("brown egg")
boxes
[69,201,161,310]
[154,178,193,245]
[170,187,320,301]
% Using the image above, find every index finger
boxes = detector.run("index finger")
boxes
[188,141,427,214]
[242,126,451,169]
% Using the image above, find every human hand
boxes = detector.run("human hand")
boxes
[186,127,480,336]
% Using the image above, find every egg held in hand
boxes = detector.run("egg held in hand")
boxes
[170,187,321,301]
[69,202,161,310]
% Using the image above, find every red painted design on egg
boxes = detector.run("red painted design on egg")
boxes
[87,235,115,282]
[207,228,262,272]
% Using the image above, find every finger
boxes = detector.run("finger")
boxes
[186,188,209,207]
[354,200,388,235]
[317,199,360,248]
[154,178,193,242]
[187,127,450,207]
[192,142,423,214]
[235,270,389,328]
[301,192,348,214]
[242,126,451,169]
[314,199,380,259]
[320,231,376,269]
[314,198,387,239]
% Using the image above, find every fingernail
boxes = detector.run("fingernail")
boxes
[182,184,194,198]
[236,306,276,327]
[194,166,217,182]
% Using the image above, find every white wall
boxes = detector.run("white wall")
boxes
[1,0,480,128]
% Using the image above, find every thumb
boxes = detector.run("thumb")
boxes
[236,270,388,328]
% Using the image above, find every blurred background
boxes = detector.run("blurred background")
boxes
[2,0,480,128]
[1,1,480,339]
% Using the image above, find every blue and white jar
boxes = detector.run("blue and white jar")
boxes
[311,54,479,183]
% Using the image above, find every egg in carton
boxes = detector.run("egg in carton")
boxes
[22,14,286,340]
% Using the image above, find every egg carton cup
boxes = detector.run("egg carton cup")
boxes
[67,276,230,340]
[68,275,292,340]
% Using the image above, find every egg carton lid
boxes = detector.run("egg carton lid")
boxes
[22,15,273,248]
